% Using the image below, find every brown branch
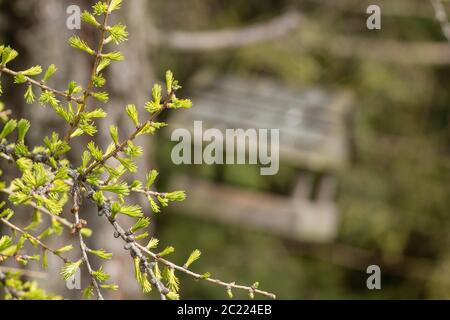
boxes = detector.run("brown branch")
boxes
[154,11,302,51]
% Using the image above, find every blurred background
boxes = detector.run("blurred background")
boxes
[0,0,449,299]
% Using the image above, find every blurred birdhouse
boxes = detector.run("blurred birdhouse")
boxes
[164,75,354,243]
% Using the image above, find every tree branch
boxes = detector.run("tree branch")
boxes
[135,242,276,299]
[154,11,302,51]
[0,188,73,229]
[81,91,173,178]
[83,183,169,300]
[0,218,71,264]
[70,182,104,300]
[64,0,113,141]
[82,181,276,299]
[0,65,83,104]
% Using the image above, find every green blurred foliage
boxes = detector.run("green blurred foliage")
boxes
[154,0,450,299]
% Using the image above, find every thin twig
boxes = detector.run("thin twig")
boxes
[107,217,168,300]
[0,66,83,104]
[0,188,73,229]
[1,136,277,299]
[77,230,104,300]
[1,140,276,298]
[70,182,104,300]
[0,218,70,264]
[81,92,173,178]
[131,188,165,198]
[0,141,103,299]
[135,243,276,299]
[82,182,275,299]
[64,0,112,141]
[83,185,169,300]
[0,0,278,301]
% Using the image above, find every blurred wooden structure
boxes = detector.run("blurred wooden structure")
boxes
[168,76,353,242]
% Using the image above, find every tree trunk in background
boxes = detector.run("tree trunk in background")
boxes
[99,0,158,298]
[0,0,157,298]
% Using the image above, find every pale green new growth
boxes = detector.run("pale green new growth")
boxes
[61,259,83,280]
[184,249,202,268]
[0,0,275,300]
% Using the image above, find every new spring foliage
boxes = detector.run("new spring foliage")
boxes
[0,0,274,301]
